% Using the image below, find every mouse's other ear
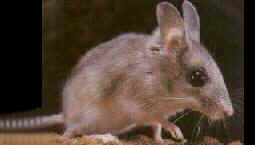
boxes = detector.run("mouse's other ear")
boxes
[182,0,200,43]
[156,2,185,50]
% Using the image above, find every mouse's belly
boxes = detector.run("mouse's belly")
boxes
[80,114,135,135]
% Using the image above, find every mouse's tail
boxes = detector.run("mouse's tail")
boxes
[0,114,64,131]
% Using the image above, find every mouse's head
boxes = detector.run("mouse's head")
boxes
[155,0,233,120]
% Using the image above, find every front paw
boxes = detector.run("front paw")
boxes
[168,125,184,140]
[160,120,185,141]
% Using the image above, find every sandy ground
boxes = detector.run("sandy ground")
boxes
[0,133,243,145]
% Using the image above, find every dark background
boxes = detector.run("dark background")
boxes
[0,0,244,143]
[0,1,42,113]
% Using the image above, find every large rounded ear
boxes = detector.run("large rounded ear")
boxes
[156,2,185,50]
[182,0,200,42]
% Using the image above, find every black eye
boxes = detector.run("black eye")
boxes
[187,68,209,87]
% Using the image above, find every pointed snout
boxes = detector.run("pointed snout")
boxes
[218,95,234,117]
[222,103,234,117]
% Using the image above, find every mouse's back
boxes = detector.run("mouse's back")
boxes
[61,32,157,124]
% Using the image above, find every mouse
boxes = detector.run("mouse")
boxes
[0,0,234,142]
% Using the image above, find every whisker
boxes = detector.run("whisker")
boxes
[229,115,243,125]
[191,115,204,142]
[232,105,243,113]
[232,99,244,103]
[232,100,244,106]
[138,100,156,111]
[231,94,244,100]
[230,87,244,92]
[230,89,244,96]
[230,94,244,99]
[231,94,244,99]
[221,120,230,141]
[232,103,243,108]
[173,110,192,123]
[231,92,244,96]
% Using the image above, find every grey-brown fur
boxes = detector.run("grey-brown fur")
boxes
[0,0,233,142]
[60,0,233,140]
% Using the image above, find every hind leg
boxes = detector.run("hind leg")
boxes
[152,123,163,142]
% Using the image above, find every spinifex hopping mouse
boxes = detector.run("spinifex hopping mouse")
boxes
[0,0,233,142]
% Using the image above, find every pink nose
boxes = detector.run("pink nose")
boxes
[221,103,234,117]
[224,106,234,117]
[219,96,234,117]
